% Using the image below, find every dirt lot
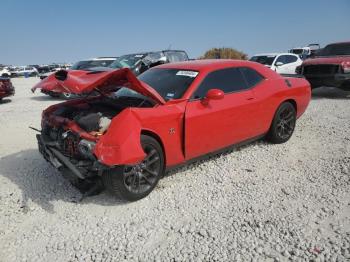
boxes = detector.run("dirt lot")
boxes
[0,77,349,262]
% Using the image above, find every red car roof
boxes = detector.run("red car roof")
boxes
[157,59,254,71]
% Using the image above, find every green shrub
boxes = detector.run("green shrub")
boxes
[200,47,247,60]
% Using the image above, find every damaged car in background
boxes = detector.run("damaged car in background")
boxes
[32,50,189,99]
[298,41,350,90]
[0,77,15,101]
[33,60,311,201]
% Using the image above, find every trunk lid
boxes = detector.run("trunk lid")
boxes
[32,68,165,104]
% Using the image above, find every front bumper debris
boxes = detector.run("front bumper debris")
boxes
[37,134,85,179]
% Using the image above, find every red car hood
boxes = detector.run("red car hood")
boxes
[31,68,165,104]
[302,56,350,66]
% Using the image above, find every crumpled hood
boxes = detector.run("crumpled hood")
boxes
[302,56,350,66]
[31,68,165,104]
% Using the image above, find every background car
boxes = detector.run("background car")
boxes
[289,43,321,59]
[0,77,15,100]
[12,66,38,77]
[33,50,189,98]
[70,57,117,70]
[250,53,303,75]
[108,50,189,76]
[34,59,311,201]
[298,41,350,90]
[0,66,11,77]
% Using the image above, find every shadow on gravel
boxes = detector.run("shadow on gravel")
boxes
[30,96,63,102]
[0,149,127,213]
[311,87,350,100]
[0,98,12,104]
[166,139,266,176]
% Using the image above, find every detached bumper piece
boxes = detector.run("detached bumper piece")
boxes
[37,134,85,179]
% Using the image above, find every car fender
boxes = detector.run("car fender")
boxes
[94,108,146,166]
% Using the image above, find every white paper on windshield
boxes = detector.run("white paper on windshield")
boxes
[176,71,198,78]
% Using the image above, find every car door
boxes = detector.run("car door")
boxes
[184,67,258,160]
[275,55,301,74]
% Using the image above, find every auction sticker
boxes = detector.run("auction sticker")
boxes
[176,71,198,77]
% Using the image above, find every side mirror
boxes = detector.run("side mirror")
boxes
[275,61,284,66]
[202,89,224,105]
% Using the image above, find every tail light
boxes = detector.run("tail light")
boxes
[341,61,350,73]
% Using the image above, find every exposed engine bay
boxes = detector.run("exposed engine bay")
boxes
[39,95,153,192]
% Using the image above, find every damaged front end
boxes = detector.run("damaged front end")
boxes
[34,68,163,195]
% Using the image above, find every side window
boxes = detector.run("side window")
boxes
[275,55,287,64]
[285,55,298,63]
[240,67,264,87]
[193,68,248,99]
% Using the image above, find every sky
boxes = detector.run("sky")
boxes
[1,0,349,65]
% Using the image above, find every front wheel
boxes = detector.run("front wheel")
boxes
[266,102,296,144]
[103,135,165,201]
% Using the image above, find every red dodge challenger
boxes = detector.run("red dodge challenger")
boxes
[33,60,311,201]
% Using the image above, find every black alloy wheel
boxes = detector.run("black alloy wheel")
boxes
[103,135,164,201]
[267,102,296,144]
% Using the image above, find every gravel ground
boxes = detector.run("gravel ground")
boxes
[0,77,349,262]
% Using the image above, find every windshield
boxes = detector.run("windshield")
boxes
[250,56,276,65]
[290,49,304,55]
[137,68,198,100]
[70,59,115,70]
[317,43,350,56]
[109,54,145,69]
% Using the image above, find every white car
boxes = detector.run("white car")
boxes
[0,67,11,77]
[250,53,303,75]
[12,66,39,77]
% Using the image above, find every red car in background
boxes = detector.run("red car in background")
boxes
[299,41,350,90]
[34,60,311,201]
[0,77,15,101]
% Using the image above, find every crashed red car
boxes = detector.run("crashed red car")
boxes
[0,77,15,101]
[34,60,311,201]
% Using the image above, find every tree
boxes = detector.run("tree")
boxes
[200,47,247,60]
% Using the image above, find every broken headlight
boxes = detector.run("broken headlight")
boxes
[78,139,96,160]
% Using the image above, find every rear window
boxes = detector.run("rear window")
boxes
[240,67,264,87]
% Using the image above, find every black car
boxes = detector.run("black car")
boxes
[108,50,189,76]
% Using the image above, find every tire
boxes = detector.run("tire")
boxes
[266,102,296,144]
[103,135,165,201]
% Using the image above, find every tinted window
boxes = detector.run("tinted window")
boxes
[138,68,198,100]
[250,55,276,66]
[193,68,248,99]
[285,55,298,63]
[276,55,287,64]
[240,67,264,87]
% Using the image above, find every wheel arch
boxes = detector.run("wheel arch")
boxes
[281,99,297,114]
[141,129,167,166]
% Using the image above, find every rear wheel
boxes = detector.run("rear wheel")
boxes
[103,135,164,201]
[266,102,296,144]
